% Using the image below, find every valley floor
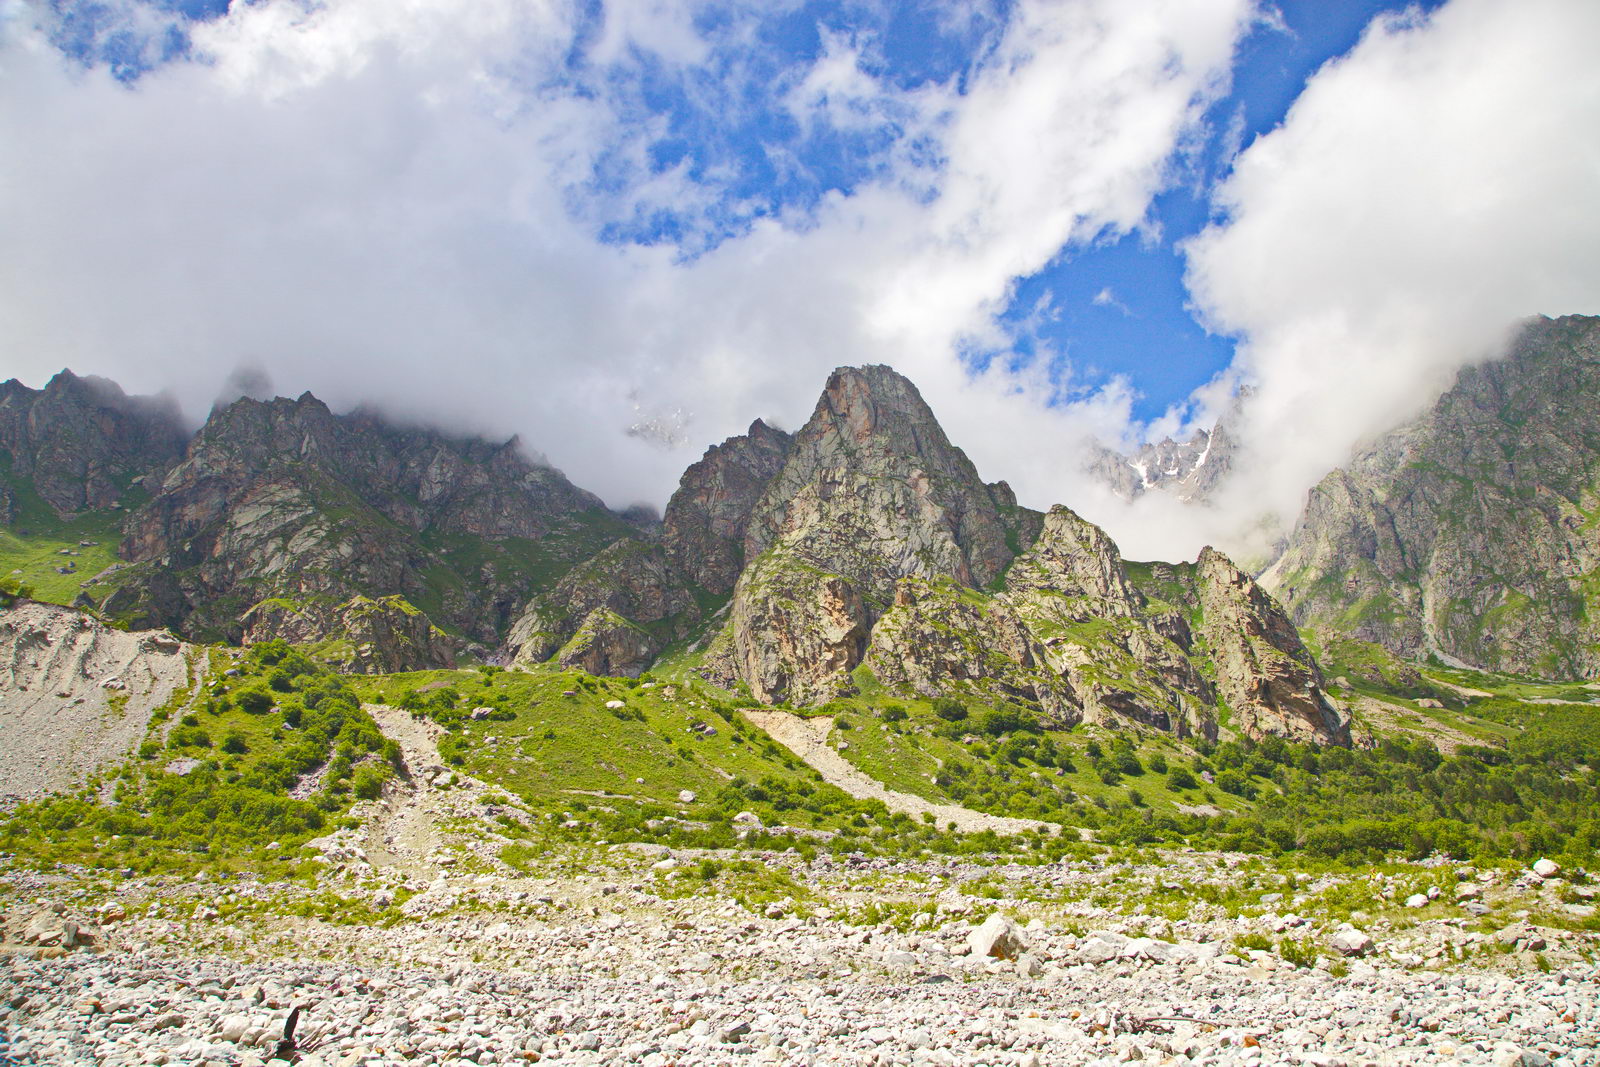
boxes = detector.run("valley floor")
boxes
[2,843,1595,1067]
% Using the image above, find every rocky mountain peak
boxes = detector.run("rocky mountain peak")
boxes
[661,418,794,596]
[1196,546,1348,746]
[744,365,1019,594]
[1082,392,1244,505]
[0,369,186,514]
[108,388,623,656]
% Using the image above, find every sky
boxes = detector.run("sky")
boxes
[2,0,1598,561]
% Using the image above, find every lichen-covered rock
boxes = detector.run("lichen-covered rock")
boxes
[1002,507,1213,736]
[0,370,185,514]
[1263,314,1600,679]
[703,547,869,705]
[241,594,459,673]
[507,540,698,667]
[662,419,792,596]
[707,366,1037,703]
[1197,547,1349,745]
[555,609,659,678]
[865,577,1077,725]
[743,366,1028,598]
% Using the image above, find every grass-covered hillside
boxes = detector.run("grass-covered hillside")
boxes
[0,459,142,608]
[2,600,1597,883]
[1,639,396,877]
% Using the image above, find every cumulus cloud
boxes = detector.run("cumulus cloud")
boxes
[1179,0,1600,557]
[0,0,1253,520]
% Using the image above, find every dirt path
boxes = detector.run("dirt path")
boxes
[743,710,1062,837]
[361,705,487,874]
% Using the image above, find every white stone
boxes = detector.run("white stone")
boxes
[1532,858,1561,879]
[1330,925,1373,956]
[967,913,1028,962]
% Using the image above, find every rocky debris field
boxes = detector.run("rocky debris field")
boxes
[2,848,1596,1067]
[0,601,196,803]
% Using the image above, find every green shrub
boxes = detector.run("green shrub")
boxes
[932,698,967,722]
[351,764,387,800]
[221,732,248,754]
[235,687,274,715]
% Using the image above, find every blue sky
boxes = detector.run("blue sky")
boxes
[35,0,1440,426]
[6,0,1596,558]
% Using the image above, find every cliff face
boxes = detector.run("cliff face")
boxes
[1263,315,1600,680]
[506,539,700,678]
[102,393,632,666]
[661,419,792,596]
[0,371,186,515]
[742,367,1027,597]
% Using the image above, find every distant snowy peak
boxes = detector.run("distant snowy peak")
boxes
[1086,421,1236,505]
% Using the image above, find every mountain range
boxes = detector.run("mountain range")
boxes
[3,313,1596,750]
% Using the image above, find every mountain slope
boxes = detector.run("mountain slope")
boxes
[1262,315,1600,680]
[100,392,634,666]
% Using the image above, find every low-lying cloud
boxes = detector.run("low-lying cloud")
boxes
[1172,0,1600,558]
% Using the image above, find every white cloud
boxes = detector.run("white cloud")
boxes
[0,0,1254,522]
[1181,0,1600,556]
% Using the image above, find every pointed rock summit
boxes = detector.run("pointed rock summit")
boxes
[695,364,1346,744]
[703,365,1038,705]
[743,365,1021,594]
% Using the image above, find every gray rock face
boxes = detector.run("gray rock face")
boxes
[704,550,870,704]
[705,366,1037,704]
[240,594,459,674]
[662,419,792,596]
[1195,548,1349,745]
[1263,315,1600,679]
[552,608,661,678]
[743,365,1026,597]
[0,370,186,515]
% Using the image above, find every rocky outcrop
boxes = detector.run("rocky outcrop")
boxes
[704,549,869,704]
[240,594,460,674]
[506,540,698,667]
[0,370,186,515]
[106,392,631,659]
[864,577,1076,724]
[1263,315,1600,679]
[662,420,792,596]
[553,608,660,678]
[1196,548,1349,745]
